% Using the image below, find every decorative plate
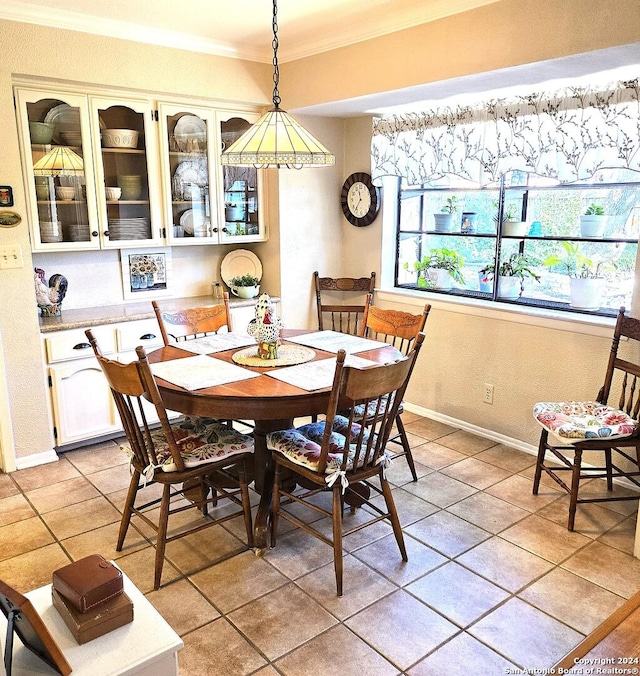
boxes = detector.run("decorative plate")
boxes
[179,208,209,236]
[44,104,80,144]
[221,249,263,286]
[172,159,208,200]
[174,115,207,152]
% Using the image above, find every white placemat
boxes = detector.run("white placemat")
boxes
[150,354,260,391]
[286,330,390,354]
[172,333,257,355]
[265,355,378,391]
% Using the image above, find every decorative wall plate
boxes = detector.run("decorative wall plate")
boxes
[221,249,262,286]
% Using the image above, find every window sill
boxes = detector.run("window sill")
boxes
[376,287,618,338]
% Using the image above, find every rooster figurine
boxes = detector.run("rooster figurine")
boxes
[34,268,68,316]
[247,292,283,359]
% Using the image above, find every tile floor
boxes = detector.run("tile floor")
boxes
[1,412,639,675]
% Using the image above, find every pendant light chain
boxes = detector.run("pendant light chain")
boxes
[271,0,281,108]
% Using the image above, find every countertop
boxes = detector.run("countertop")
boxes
[39,295,279,333]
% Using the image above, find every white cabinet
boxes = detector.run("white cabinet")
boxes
[15,84,268,252]
[43,319,168,448]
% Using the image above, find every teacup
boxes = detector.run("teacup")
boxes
[231,285,259,299]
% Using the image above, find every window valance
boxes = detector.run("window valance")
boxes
[371,78,640,187]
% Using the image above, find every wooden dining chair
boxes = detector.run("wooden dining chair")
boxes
[533,306,640,530]
[152,295,232,345]
[314,271,375,335]
[359,303,431,481]
[267,332,425,596]
[85,329,255,590]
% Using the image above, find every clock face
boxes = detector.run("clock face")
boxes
[340,172,380,227]
[347,182,372,218]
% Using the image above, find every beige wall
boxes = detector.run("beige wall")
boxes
[1,0,639,468]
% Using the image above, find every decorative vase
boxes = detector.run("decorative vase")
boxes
[258,340,280,360]
[433,213,455,233]
[427,268,452,290]
[579,215,607,238]
[497,275,521,299]
[570,277,604,310]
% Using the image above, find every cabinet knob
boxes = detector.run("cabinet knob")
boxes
[73,342,91,350]
[91,231,99,237]
[104,231,110,237]
[140,333,156,340]
[222,227,228,233]
[212,227,219,233]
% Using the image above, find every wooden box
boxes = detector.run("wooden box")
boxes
[51,587,133,645]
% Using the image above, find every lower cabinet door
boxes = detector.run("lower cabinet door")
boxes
[49,360,121,446]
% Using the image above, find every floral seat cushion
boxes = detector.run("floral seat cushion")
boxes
[351,393,402,420]
[267,415,388,473]
[533,401,637,442]
[121,417,254,473]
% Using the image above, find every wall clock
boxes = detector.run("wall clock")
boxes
[340,172,380,227]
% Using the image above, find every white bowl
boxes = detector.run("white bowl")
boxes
[105,187,122,201]
[102,129,139,149]
[55,187,76,201]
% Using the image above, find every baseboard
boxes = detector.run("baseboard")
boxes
[15,449,60,470]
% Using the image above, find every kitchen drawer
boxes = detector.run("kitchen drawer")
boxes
[116,319,163,353]
[45,327,116,364]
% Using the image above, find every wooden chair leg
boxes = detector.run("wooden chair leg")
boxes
[395,415,418,482]
[117,470,140,551]
[532,431,548,495]
[568,448,583,532]
[154,484,171,590]
[200,478,210,516]
[381,475,407,561]
[331,485,344,597]
[270,462,281,548]
[604,448,614,490]
[238,462,254,548]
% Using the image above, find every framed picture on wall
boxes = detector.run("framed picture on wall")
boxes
[120,248,173,301]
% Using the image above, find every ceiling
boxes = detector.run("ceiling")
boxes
[2,0,639,117]
[1,0,499,63]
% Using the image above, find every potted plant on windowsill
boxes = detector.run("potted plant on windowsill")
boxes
[404,247,465,290]
[580,203,607,238]
[482,252,540,299]
[494,202,528,237]
[433,196,458,233]
[544,241,614,310]
[229,273,260,299]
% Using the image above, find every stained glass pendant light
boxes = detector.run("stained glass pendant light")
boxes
[220,0,334,169]
[33,146,84,176]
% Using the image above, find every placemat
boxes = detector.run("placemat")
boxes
[232,344,316,368]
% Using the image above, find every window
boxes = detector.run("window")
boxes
[395,170,640,317]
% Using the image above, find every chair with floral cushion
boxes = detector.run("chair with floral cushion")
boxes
[267,332,425,596]
[85,329,254,590]
[359,303,431,481]
[533,306,640,530]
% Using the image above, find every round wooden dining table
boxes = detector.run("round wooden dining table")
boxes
[147,329,402,551]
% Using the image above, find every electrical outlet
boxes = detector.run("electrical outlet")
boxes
[0,245,23,270]
[483,383,494,404]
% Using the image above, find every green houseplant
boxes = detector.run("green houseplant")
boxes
[544,241,614,309]
[480,253,540,299]
[229,273,260,298]
[433,196,459,233]
[405,247,465,290]
[580,203,607,237]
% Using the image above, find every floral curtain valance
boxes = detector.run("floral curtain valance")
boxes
[371,78,640,187]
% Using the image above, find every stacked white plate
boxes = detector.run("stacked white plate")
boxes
[64,223,91,242]
[107,217,149,240]
[40,221,63,243]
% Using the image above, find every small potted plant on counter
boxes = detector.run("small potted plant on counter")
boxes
[580,203,607,238]
[433,196,458,233]
[544,241,614,310]
[229,273,260,299]
[405,247,465,290]
[491,252,541,299]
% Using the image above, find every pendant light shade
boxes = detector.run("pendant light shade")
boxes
[33,145,84,176]
[220,0,334,169]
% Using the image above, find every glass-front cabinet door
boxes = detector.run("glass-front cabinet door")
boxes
[89,96,162,248]
[15,88,100,251]
[158,103,217,245]
[216,110,267,244]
